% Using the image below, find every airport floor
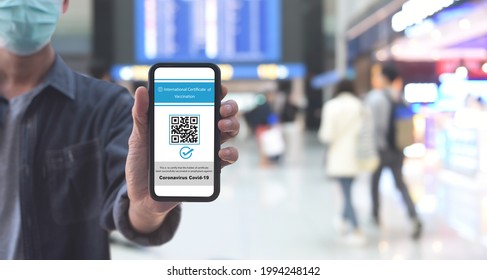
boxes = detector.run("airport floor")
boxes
[111,128,487,260]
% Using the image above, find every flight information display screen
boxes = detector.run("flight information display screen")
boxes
[135,0,281,63]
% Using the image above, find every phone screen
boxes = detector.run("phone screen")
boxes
[150,64,220,201]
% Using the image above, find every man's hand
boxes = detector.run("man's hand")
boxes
[125,85,239,234]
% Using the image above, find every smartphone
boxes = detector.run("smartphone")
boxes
[149,63,221,202]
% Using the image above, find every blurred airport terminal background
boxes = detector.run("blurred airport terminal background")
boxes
[53,0,487,259]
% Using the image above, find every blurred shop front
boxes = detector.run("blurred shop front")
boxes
[346,0,487,245]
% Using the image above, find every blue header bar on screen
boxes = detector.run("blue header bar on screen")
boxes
[154,81,215,103]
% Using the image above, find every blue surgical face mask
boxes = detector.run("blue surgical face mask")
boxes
[0,0,62,56]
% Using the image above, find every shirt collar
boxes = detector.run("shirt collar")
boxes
[41,55,76,100]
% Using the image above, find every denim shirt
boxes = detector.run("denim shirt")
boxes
[0,56,181,259]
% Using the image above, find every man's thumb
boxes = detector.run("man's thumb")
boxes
[131,86,149,137]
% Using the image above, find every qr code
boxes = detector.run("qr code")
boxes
[170,115,200,144]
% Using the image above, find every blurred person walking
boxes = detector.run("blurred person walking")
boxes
[365,64,422,239]
[259,113,285,165]
[245,92,285,167]
[318,79,366,245]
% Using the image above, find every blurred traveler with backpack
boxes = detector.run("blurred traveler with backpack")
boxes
[365,64,422,240]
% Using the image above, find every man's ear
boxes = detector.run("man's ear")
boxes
[62,0,69,14]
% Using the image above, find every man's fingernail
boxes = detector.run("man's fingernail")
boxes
[221,119,232,127]
[222,149,231,158]
[222,104,232,115]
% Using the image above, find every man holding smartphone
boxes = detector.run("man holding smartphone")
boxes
[148,64,223,202]
[0,0,240,259]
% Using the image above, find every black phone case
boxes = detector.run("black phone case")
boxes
[148,63,221,202]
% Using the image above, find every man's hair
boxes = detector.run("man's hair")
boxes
[332,79,357,99]
[381,64,400,83]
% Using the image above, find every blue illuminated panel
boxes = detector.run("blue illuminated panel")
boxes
[135,0,281,63]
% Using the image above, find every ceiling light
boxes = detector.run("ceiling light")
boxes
[459,18,471,30]
[376,50,389,61]
[408,39,419,48]
[432,52,441,61]
[455,66,468,79]
[431,29,442,40]
[391,45,401,56]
